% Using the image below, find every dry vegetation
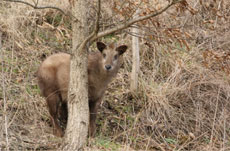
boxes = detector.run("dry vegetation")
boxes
[1,0,230,150]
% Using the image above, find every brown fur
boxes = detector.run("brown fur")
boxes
[37,42,127,137]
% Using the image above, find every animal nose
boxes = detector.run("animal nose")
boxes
[105,65,112,70]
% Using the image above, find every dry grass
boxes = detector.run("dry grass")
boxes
[1,0,230,150]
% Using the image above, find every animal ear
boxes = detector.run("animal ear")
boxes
[97,42,106,52]
[116,45,128,55]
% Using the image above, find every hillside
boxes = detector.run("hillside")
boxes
[1,0,230,150]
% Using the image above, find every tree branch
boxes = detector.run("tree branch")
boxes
[3,0,74,19]
[95,0,101,34]
[90,0,183,42]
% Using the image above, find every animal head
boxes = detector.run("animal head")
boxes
[97,42,128,72]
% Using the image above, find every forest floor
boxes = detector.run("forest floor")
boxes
[1,0,230,151]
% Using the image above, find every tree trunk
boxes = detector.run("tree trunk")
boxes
[64,0,90,150]
[130,10,140,92]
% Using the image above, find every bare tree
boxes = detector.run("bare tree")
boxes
[63,0,90,149]
[64,0,102,149]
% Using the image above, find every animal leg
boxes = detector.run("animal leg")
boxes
[46,92,64,137]
[89,99,101,137]
[57,101,68,130]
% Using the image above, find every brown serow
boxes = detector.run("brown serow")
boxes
[37,42,128,137]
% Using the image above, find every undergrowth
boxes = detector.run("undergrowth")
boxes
[1,0,230,151]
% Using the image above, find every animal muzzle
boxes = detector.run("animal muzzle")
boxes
[105,65,112,70]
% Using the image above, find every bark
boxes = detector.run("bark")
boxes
[64,0,90,150]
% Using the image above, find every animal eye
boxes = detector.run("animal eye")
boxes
[114,54,118,60]
[103,53,106,58]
